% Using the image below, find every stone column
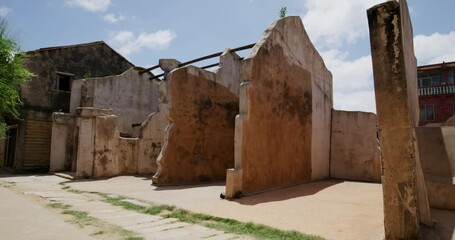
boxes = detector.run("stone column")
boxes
[367,0,431,239]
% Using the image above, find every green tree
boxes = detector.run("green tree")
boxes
[280,6,287,18]
[0,19,34,138]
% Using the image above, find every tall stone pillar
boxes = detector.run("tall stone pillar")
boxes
[367,0,431,239]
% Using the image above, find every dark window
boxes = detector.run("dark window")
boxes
[449,70,455,85]
[419,104,434,121]
[418,72,442,88]
[55,72,73,92]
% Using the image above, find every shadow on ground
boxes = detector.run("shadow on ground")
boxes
[422,209,455,240]
[231,179,343,205]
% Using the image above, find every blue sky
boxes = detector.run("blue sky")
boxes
[1,0,454,112]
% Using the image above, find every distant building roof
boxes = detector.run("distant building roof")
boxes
[418,61,455,71]
[27,41,135,67]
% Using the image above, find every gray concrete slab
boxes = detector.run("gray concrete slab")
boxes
[0,186,93,240]
[139,222,191,234]
[126,218,178,231]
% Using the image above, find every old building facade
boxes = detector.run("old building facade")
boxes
[2,41,133,171]
[418,61,455,125]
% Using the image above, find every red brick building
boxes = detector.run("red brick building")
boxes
[418,61,455,126]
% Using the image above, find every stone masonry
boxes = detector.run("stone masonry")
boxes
[226,16,332,198]
[152,66,238,185]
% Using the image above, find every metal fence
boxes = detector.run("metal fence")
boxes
[141,43,255,81]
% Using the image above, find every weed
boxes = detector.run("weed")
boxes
[62,210,93,226]
[47,202,71,209]
[93,230,104,235]
[67,188,84,194]
[145,205,175,215]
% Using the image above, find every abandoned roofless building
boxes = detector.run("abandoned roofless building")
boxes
[0,0,454,239]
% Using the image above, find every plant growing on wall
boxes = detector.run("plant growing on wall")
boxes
[0,19,34,138]
[280,6,287,18]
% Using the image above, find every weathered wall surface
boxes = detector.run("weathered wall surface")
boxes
[51,107,164,178]
[23,42,133,114]
[368,0,431,238]
[227,16,332,196]
[92,115,119,177]
[215,50,242,96]
[49,113,74,172]
[330,110,381,182]
[153,66,238,185]
[416,126,455,210]
[444,115,455,126]
[137,111,166,174]
[70,67,159,136]
[11,42,132,172]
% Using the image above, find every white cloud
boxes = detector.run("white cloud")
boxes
[298,0,383,112]
[414,31,455,65]
[0,6,11,17]
[334,90,376,113]
[103,13,126,23]
[65,0,111,12]
[301,0,383,48]
[320,49,376,112]
[110,30,176,56]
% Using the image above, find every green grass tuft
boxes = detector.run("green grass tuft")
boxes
[62,209,93,226]
[145,205,176,215]
[47,202,71,209]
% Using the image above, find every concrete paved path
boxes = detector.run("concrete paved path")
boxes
[0,186,93,240]
[67,176,386,240]
[2,173,453,240]
[0,174,250,240]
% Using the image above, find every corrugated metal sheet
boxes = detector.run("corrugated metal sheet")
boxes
[23,120,52,170]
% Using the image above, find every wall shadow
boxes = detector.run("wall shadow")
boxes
[232,179,343,206]
[152,181,226,191]
[422,208,455,240]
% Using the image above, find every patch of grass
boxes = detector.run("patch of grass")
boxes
[164,210,322,240]
[145,205,175,215]
[47,202,71,209]
[62,208,143,239]
[124,236,144,240]
[59,183,84,194]
[93,230,104,235]
[100,195,323,240]
[116,227,143,240]
[103,195,175,216]
[67,188,84,194]
[62,210,93,226]
[104,196,146,211]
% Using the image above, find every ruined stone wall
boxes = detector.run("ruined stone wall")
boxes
[226,16,332,197]
[50,107,164,178]
[137,111,166,174]
[215,50,243,96]
[23,43,133,114]
[153,66,238,185]
[11,42,132,172]
[49,113,74,172]
[416,126,455,210]
[330,110,381,182]
[70,67,159,136]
